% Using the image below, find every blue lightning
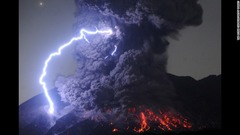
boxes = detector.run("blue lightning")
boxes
[111,45,117,56]
[39,28,114,114]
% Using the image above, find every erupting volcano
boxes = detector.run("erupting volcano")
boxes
[19,0,221,135]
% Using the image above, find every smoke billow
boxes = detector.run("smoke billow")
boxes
[55,0,203,127]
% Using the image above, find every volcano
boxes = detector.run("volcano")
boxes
[19,74,221,135]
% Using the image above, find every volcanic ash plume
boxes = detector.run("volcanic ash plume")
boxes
[55,0,203,133]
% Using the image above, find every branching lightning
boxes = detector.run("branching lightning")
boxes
[39,28,114,114]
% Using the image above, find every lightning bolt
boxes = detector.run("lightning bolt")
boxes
[39,28,114,114]
[111,45,117,56]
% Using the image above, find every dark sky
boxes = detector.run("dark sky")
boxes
[19,0,221,104]
[167,0,221,79]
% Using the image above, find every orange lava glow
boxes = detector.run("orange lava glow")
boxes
[134,112,150,133]
[131,108,192,133]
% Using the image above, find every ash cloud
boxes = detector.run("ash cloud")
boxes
[55,0,203,124]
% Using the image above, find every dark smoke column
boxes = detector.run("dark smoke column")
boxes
[55,0,203,128]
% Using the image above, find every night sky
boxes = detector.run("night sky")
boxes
[19,0,221,105]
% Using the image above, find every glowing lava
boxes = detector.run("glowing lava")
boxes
[134,112,150,133]
[132,108,192,133]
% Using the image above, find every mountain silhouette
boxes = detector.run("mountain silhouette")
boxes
[19,74,221,135]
